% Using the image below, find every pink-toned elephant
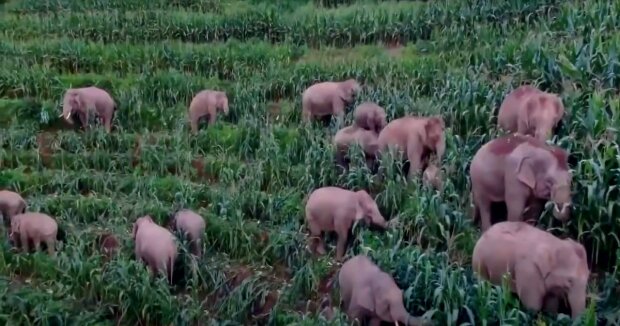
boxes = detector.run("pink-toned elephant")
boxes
[60,86,117,133]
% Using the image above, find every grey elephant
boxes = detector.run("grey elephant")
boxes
[10,212,58,256]
[472,221,589,319]
[469,133,572,231]
[353,101,387,134]
[339,255,432,326]
[0,190,26,227]
[301,79,361,125]
[498,85,565,141]
[305,187,387,261]
[377,115,446,178]
[132,215,178,283]
[333,125,380,171]
[60,86,117,133]
[168,209,206,256]
[188,89,229,134]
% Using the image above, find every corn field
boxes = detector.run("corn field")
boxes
[0,0,619,325]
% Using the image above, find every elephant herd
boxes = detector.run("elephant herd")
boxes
[301,80,587,323]
[0,80,590,324]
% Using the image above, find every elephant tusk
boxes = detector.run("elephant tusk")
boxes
[554,203,560,214]
[66,112,72,119]
[58,113,64,117]
[395,321,399,326]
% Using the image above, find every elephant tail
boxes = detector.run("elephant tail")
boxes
[168,254,175,284]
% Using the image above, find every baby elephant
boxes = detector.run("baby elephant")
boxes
[353,102,387,134]
[497,85,565,141]
[305,186,387,261]
[0,190,27,227]
[168,209,206,256]
[188,89,229,134]
[333,125,380,171]
[301,79,361,125]
[472,221,589,319]
[339,255,432,326]
[422,164,443,191]
[132,215,178,283]
[10,212,58,256]
[98,232,120,259]
[60,86,117,133]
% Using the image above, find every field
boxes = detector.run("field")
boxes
[0,0,619,324]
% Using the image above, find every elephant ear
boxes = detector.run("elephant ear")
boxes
[514,245,553,311]
[516,155,536,189]
[424,116,444,143]
[353,285,375,312]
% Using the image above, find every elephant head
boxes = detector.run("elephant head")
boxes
[358,274,430,326]
[61,90,84,124]
[339,79,361,103]
[216,92,229,115]
[423,116,446,163]
[525,93,565,141]
[514,144,572,221]
[132,215,154,239]
[515,239,589,319]
[355,190,387,228]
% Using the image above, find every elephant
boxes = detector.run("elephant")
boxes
[301,79,361,125]
[188,90,229,134]
[333,125,380,172]
[132,215,178,283]
[353,102,387,134]
[497,85,565,141]
[9,212,58,256]
[305,187,387,261]
[168,209,206,256]
[377,115,446,178]
[422,163,443,191]
[60,86,117,133]
[469,133,572,231]
[98,232,120,259]
[472,221,589,319]
[0,190,26,227]
[338,255,432,326]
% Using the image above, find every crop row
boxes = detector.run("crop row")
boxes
[0,0,563,45]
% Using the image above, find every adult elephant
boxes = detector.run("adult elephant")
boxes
[60,86,117,133]
[472,221,589,319]
[469,133,572,231]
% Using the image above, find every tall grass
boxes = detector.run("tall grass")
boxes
[0,0,618,325]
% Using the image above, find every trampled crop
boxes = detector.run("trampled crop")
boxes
[0,0,618,325]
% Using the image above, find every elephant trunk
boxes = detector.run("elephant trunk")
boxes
[552,202,571,221]
[567,283,587,319]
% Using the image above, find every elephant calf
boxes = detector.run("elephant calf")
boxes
[422,163,443,191]
[132,215,178,283]
[305,186,387,261]
[339,255,432,326]
[98,232,120,259]
[9,212,58,256]
[301,79,360,125]
[188,89,229,134]
[497,85,565,141]
[353,102,387,134]
[333,125,379,172]
[0,190,27,227]
[470,133,572,231]
[472,221,589,319]
[377,115,446,179]
[168,209,206,256]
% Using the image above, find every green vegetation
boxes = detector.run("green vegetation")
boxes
[0,0,618,325]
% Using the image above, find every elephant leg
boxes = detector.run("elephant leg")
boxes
[406,149,424,179]
[32,236,41,252]
[368,318,381,326]
[208,110,217,125]
[473,191,493,231]
[506,194,528,223]
[192,239,202,256]
[103,114,112,133]
[45,238,56,257]
[332,100,345,126]
[78,112,89,130]
[20,233,30,252]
